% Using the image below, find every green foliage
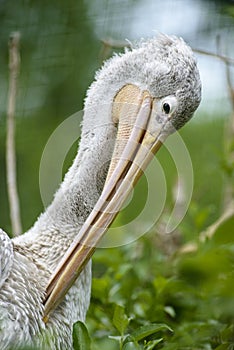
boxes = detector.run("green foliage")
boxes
[109,306,172,349]
[73,321,91,350]
[84,207,234,349]
[113,304,130,336]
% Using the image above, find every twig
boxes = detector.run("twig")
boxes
[100,38,131,49]
[6,31,22,236]
[193,48,234,66]
[100,37,234,66]
[225,62,234,109]
[99,38,131,61]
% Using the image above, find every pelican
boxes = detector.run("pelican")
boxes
[0,34,201,349]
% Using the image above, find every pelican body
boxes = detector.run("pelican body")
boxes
[0,35,201,349]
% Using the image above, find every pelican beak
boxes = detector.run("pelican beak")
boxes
[43,84,172,321]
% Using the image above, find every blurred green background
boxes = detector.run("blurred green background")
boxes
[0,0,234,349]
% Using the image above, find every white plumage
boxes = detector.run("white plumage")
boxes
[0,34,201,349]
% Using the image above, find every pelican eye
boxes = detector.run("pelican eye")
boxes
[161,96,177,115]
[163,102,171,114]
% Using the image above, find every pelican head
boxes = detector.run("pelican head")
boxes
[44,34,201,319]
[85,34,201,131]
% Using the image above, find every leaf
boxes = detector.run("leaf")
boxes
[164,306,176,318]
[113,304,130,335]
[131,323,173,342]
[73,321,91,350]
[109,335,122,342]
[122,341,141,349]
[145,339,163,349]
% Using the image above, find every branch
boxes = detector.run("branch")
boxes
[99,38,131,61]
[193,48,234,66]
[99,37,234,66]
[225,61,234,109]
[6,31,22,236]
[100,38,131,49]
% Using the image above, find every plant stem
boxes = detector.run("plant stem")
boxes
[6,31,22,236]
